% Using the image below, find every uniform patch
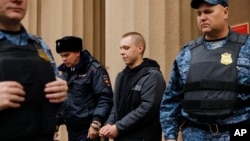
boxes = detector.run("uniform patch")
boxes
[103,75,111,87]
[78,74,87,78]
[37,48,50,62]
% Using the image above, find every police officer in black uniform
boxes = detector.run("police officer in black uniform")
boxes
[55,36,113,141]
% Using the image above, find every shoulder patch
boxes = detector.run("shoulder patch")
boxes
[32,40,50,62]
[37,48,51,62]
[103,75,111,87]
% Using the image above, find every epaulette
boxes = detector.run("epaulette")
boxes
[228,31,248,44]
[91,60,101,68]
[188,36,204,50]
[29,34,42,44]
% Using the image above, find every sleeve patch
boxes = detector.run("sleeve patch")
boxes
[103,75,111,87]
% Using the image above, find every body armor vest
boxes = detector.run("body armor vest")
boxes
[182,31,250,119]
[0,40,58,141]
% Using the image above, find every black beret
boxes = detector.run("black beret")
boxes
[56,36,83,53]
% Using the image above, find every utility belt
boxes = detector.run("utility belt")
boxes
[188,120,230,134]
[185,119,250,134]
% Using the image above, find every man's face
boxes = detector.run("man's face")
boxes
[0,0,28,25]
[119,36,143,68]
[59,51,80,68]
[196,2,229,38]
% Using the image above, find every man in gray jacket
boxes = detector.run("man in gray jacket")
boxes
[99,32,166,141]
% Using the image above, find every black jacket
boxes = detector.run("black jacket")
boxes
[106,58,166,141]
[0,39,57,141]
[57,50,113,129]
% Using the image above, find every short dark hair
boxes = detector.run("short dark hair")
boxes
[122,32,146,54]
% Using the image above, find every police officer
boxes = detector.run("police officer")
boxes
[0,0,68,140]
[55,36,113,141]
[160,0,250,141]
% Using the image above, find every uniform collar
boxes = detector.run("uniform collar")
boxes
[0,25,32,42]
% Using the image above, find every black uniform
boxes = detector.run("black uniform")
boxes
[57,50,113,141]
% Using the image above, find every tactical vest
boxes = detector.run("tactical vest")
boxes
[182,31,250,119]
[0,40,58,141]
